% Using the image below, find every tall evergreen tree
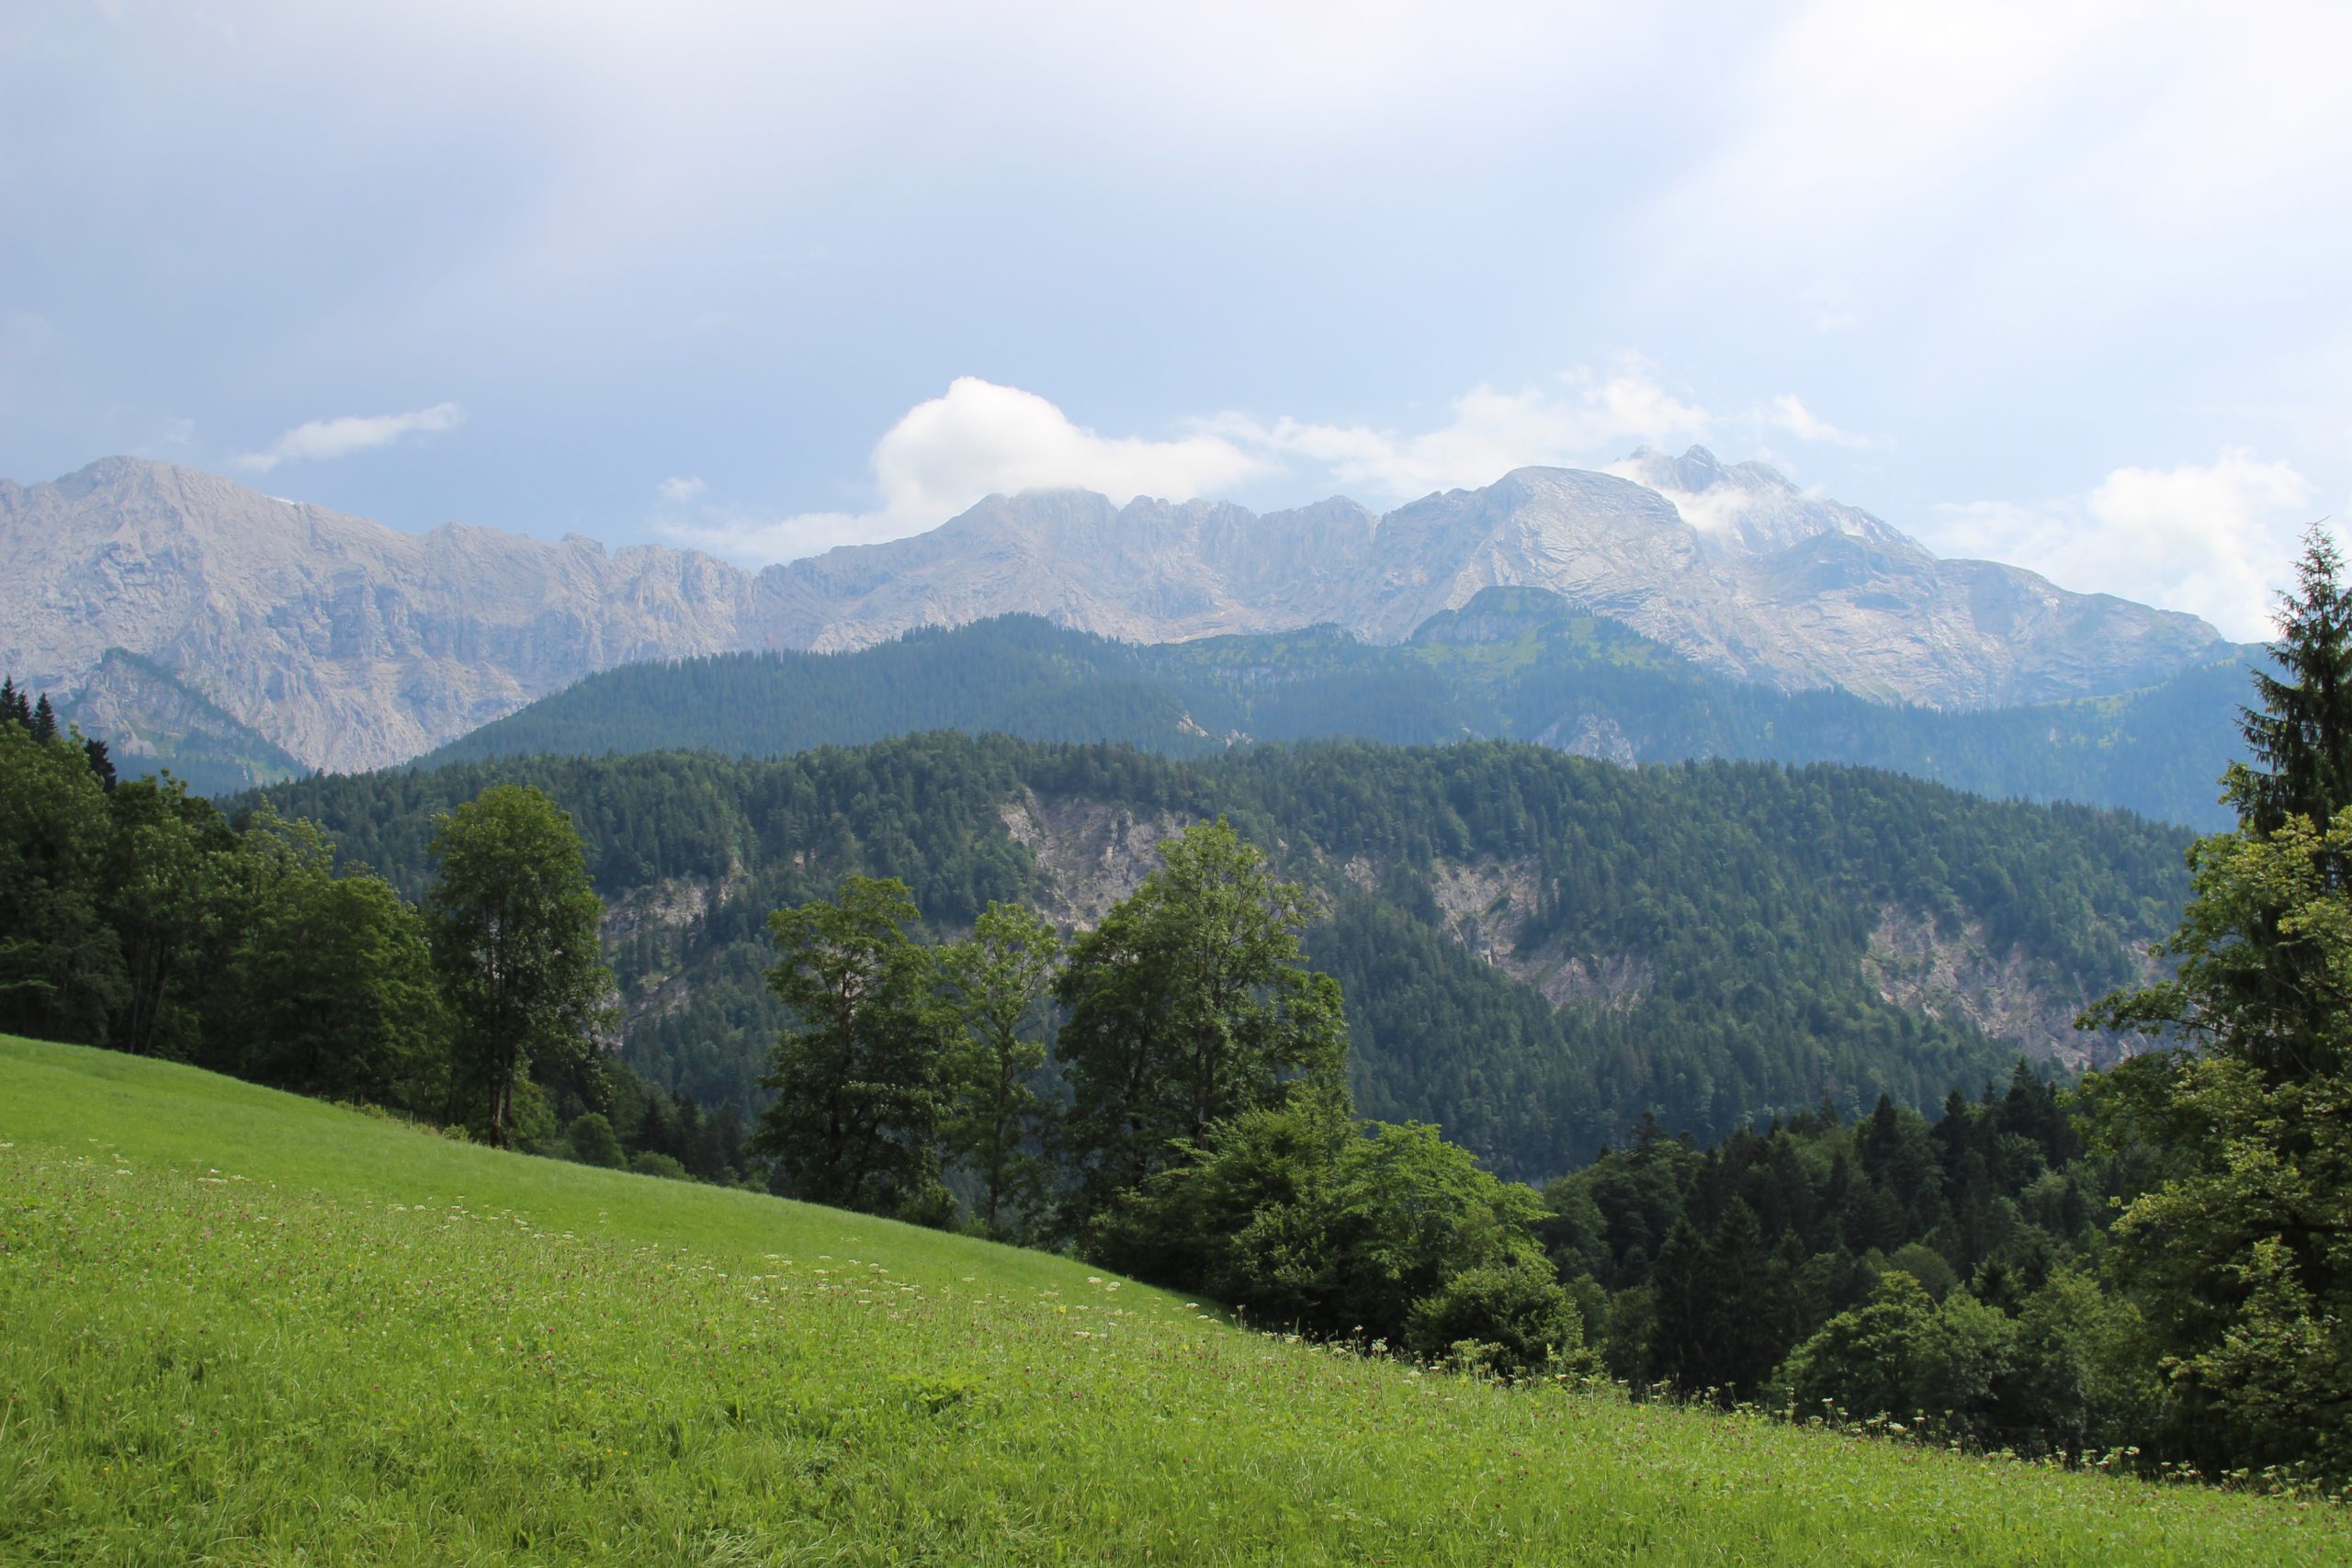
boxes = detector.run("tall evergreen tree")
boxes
[28,694,57,745]
[2232,527,2352,844]
[2085,529,2352,1482]
[82,737,117,791]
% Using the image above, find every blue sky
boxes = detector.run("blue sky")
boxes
[4,1,2346,638]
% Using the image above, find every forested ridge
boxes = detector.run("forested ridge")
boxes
[257,733,2190,1176]
[424,590,2252,829]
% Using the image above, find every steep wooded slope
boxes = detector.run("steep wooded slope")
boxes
[428,594,2253,829]
[257,736,2191,1179]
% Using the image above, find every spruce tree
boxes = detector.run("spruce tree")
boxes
[2083,528,2352,1481]
[2231,526,2352,844]
[28,694,56,744]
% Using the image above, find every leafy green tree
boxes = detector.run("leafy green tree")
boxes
[567,1111,626,1168]
[1098,1108,1581,1372]
[2009,1269,2162,1455]
[101,774,235,1058]
[222,809,445,1110]
[754,875,952,1218]
[1775,1269,1937,1424]
[0,721,126,1043]
[2081,529,2352,1482]
[425,784,613,1145]
[1055,820,1349,1227]
[938,901,1060,1240]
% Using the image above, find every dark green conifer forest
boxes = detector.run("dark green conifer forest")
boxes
[256,735,2190,1174]
[424,591,2253,830]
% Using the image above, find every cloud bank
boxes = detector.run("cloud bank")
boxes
[1204,367,1717,500]
[663,367,1859,565]
[1927,449,2322,641]
[660,378,1276,562]
[232,402,466,473]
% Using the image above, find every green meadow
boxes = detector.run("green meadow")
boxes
[2,1034,2343,1566]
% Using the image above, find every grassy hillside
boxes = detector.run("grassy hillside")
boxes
[420,595,2254,830]
[3,1037,2342,1565]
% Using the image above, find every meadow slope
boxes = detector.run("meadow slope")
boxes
[2,1035,2343,1566]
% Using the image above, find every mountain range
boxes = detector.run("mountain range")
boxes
[1,449,2229,777]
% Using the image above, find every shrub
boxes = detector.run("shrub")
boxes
[567,1111,625,1168]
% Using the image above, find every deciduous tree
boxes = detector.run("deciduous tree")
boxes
[1055,820,1348,1228]
[425,784,612,1145]
[938,901,1060,1240]
[755,875,951,1218]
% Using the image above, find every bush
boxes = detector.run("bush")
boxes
[628,1149,688,1180]
[1406,1258,1585,1373]
[1096,1109,1574,1372]
[567,1112,625,1168]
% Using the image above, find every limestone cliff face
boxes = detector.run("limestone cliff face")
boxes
[0,457,754,773]
[752,452,2224,709]
[1,449,2227,773]
[749,491,1385,652]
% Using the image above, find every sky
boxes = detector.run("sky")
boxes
[4,1,2348,640]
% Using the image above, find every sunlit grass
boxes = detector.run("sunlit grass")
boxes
[3,1034,2344,1565]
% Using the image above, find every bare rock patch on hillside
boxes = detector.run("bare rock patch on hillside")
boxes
[999,792,1193,931]
[1863,904,2154,1070]
[1426,858,1651,1010]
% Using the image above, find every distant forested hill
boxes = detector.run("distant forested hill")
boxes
[421,592,2253,830]
[258,735,2192,1179]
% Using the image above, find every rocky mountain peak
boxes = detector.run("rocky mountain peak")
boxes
[1,452,2229,775]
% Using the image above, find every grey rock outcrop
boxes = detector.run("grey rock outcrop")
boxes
[754,454,2224,709]
[0,449,2228,774]
[0,457,754,773]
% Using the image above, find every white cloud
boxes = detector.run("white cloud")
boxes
[1205,367,1714,501]
[1926,448,2321,640]
[657,366,1883,566]
[660,378,1274,563]
[232,401,465,472]
[1762,393,1877,449]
